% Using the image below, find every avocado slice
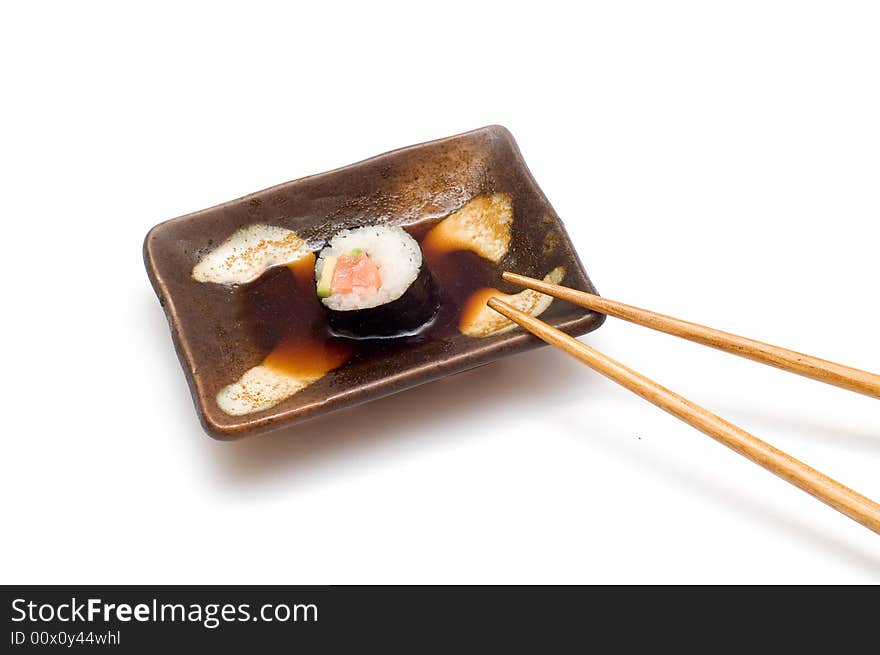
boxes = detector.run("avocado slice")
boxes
[316,256,337,298]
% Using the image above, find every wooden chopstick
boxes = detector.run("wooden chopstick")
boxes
[487,298,880,535]
[502,271,880,400]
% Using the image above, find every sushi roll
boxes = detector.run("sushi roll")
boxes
[315,225,440,339]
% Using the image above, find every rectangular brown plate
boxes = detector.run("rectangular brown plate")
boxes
[144,126,604,439]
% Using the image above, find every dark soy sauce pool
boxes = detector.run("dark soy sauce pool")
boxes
[240,218,501,379]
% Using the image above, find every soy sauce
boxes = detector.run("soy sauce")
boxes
[240,217,502,376]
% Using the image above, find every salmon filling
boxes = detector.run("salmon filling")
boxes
[332,253,382,297]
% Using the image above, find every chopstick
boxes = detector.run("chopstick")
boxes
[502,272,880,400]
[487,298,880,535]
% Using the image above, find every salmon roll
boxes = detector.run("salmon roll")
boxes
[315,225,439,339]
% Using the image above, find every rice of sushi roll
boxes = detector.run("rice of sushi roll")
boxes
[315,225,439,339]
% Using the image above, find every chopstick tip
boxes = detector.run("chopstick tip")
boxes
[486,296,512,317]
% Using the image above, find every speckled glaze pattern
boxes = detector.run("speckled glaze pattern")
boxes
[144,126,605,439]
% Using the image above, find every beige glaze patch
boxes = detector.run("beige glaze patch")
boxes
[459,266,565,337]
[192,224,310,285]
[216,365,320,416]
[421,193,512,263]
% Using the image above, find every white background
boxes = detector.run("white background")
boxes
[2,2,878,584]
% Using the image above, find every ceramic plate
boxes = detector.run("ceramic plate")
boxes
[144,126,604,438]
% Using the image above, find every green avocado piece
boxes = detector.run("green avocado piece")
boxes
[316,256,337,298]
